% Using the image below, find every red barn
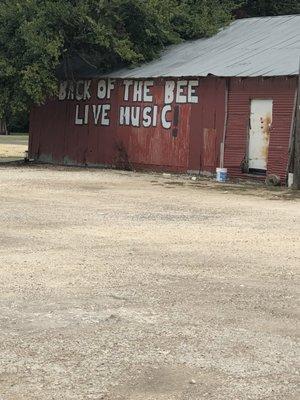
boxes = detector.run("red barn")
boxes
[29,15,300,184]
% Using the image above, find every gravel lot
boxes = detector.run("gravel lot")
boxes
[0,165,299,400]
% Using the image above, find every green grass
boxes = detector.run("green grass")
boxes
[0,134,28,146]
[10,132,29,136]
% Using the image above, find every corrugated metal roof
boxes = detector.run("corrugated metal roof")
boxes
[107,15,300,78]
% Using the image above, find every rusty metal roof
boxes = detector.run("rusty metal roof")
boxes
[108,15,300,78]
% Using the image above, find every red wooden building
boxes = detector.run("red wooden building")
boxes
[29,15,300,184]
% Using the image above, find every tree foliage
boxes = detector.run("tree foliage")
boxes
[0,0,239,125]
[0,0,299,129]
[237,0,300,17]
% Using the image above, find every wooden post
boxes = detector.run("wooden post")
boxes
[293,59,300,190]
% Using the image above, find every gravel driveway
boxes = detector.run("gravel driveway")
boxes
[0,166,299,400]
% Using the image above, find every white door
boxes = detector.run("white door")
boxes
[248,99,273,171]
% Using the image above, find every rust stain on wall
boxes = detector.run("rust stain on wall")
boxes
[203,128,217,168]
[260,112,272,160]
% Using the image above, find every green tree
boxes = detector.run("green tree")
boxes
[237,0,300,17]
[169,0,242,40]
[0,0,240,132]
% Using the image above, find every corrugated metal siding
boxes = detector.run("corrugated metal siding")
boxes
[189,77,226,173]
[113,79,191,171]
[30,99,69,164]
[29,76,296,183]
[29,78,196,172]
[224,77,297,183]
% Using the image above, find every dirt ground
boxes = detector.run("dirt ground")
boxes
[0,134,28,161]
[0,165,299,400]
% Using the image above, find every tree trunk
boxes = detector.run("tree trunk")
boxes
[0,118,8,135]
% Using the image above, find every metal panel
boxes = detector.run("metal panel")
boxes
[248,99,273,171]
[29,78,199,171]
[224,77,297,182]
[203,128,217,168]
[188,77,226,173]
[28,76,296,183]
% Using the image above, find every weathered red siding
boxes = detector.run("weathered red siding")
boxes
[30,78,199,172]
[29,76,296,184]
[113,79,192,172]
[188,77,226,174]
[225,77,297,183]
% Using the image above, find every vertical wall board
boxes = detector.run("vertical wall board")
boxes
[28,106,40,158]
[88,79,117,166]
[188,77,226,173]
[51,100,69,163]
[63,100,85,164]
[203,128,218,168]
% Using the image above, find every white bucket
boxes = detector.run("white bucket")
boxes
[216,167,227,182]
[288,173,294,188]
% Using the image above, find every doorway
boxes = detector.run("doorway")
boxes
[248,99,273,174]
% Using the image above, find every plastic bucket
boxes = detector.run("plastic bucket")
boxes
[288,173,294,188]
[216,168,227,182]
